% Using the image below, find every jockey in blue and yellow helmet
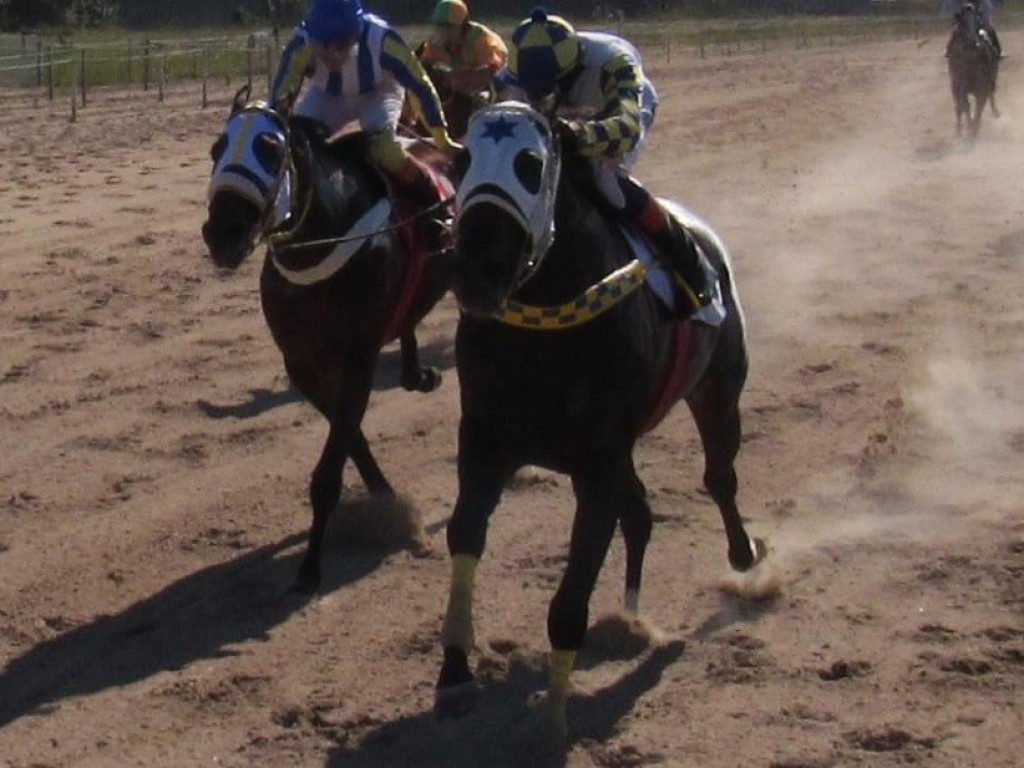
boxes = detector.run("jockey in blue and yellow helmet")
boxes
[499,7,712,315]
[270,0,461,232]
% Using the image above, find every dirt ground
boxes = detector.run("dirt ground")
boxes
[1,28,1022,768]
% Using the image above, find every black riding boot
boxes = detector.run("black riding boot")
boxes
[635,196,712,315]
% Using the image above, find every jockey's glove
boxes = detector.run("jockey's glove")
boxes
[555,118,585,155]
[430,127,465,154]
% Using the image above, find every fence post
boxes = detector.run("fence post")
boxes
[70,61,78,122]
[266,39,273,94]
[79,49,87,108]
[247,34,254,92]
[36,38,43,88]
[159,45,166,102]
[126,40,133,84]
[202,47,210,109]
[47,47,54,101]
[143,39,150,91]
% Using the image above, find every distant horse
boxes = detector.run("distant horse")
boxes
[434,102,770,736]
[947,1,1000,138]
[201,86,455,593]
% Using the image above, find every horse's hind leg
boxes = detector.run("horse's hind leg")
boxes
[399,330,441,393]
[349,427,394,497]
[618,467,652,614]
[295,370,377,594]
[686,373,765,574]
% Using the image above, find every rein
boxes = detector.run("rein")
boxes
[266,194,455,253]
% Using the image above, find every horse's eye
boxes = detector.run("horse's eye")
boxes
[253,133,285,175]
[513,149,543,195]
[210,134,228,163]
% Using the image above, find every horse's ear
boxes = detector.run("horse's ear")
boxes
[231,84,252,115]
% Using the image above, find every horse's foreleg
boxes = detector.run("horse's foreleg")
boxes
[399,330,441,393]
[686,377,765,574]
[435,419,509,719]
[969,96,983,139]
[542,468,622,738]
[618,467,652,614]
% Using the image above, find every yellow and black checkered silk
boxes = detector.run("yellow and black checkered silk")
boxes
[573,52,644,161]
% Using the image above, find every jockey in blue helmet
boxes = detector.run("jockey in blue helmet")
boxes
[499,7,711,315]
[270,0,461,236]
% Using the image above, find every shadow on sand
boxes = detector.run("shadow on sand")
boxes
[0,501,421,731]
[325,638,685,768]
[195,335,455,420]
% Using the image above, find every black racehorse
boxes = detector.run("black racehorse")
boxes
[947,1,1000,138]
[201,86,455,593]
[434,102,770,736]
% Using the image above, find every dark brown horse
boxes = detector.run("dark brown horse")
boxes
[201,87,455,593]
[947,2,1000,138]
[433,102,773,739]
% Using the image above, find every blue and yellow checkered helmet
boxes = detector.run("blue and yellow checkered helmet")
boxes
[507,7,581,93]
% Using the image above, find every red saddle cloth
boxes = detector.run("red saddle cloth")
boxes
[640,319,693,435]
[381,166,454,345]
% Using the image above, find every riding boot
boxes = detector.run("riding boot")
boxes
[634,195,712,316]
[394,158,449,254]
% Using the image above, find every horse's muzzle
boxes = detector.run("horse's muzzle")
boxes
[202,193,262,269]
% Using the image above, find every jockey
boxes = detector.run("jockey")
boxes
[270,0,461,241]
[498,7,711,314]
[420,0,507,96]
[946,0,1001,57]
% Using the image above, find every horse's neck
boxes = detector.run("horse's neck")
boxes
[525,176,623,300]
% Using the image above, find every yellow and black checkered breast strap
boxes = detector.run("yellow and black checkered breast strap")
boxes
[492,258,647,330]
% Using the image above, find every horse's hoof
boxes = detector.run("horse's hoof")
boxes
[417,367,442,393]
[729,537,768,572]
[401,366,441,393]
[434,681,477,720]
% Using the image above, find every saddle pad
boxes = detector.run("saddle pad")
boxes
[619,226,727,327]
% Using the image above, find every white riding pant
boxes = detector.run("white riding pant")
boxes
[294,77,406,134]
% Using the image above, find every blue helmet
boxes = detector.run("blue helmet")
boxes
[305,0,365,45]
